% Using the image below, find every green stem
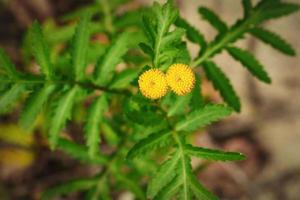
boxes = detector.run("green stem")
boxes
[191,11,260,68]
[172,131,189,199]
[0,78,129,95]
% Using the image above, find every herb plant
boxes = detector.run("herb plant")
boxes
[0,0,299,199]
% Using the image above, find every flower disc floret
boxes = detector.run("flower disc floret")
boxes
[166,63,195,95]
[138,69,168,99]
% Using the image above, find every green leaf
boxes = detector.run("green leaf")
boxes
[49,86,79,149]
[85,94,108,158]
[109,69,139,89]
[226,46,271,83]
[154,176,181,200]
[167,93,192,117]
[161,28,185,49]
[249,27,296,56]
[203,61,240,112]
[185,144,246,161]
[257,2,300,22]
[57,138,107,164]
[101,121,120,146]
[0,48,19,78]
[242,0,252,18]
[94,32,131,86]
[189,175,218,200]
[0,84,26,114]
[147,152,180,199]
[31,21,53,79]
[152,0,179,67]
[198,7,228,35]
[190,74,204,110]
[20,84,56,129]
[42,178,97,200]
[175,17,206,48]
[175,104,233,132]
[126,131,172,160]
[116,174,146,199]
[71,14,91,81]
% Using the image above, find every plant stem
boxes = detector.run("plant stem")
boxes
[191,11,260,68]
[0,78,130,95]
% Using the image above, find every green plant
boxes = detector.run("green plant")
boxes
[0,0,298,199]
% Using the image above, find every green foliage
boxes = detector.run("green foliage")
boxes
[175,104,233,132]
[85,94,108,158]
[203,61,240,112]
[42,178,97,200]
[0,84,26,114]
[249,27,295,56]
[57,138,108,164]
[185,144,246,161]
[141,0,187,69]
[127,131,172,160]
[94,32,132,86]
[256,1,300,22]
[226,46,271,83]
[0,0,299,199]
[198,7,228,35]
[0,48,19,78]
[71,14,91,81]
[175,17,206,49]
[49,86,80,149]
[20,84,56,129]
[31,21,53,79]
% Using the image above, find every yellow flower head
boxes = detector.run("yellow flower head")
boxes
[138,69,168,99]
[166,63,195,95]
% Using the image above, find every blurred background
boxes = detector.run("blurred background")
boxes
[0,0,299,199]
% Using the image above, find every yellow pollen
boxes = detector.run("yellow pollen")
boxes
[166,63,195,95]
[138,69,168,99]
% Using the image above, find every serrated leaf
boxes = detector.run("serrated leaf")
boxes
[167,93,192,117]
[31,21,53,79]
[109,69,138,89]
[94,32,131,86]
[42,178,97,200]
[189,175,218,200]
[49,86,79,149]
[126,131,172,160]
[249,27,295,56]
[57,138,107,164]
[85,94,108,158]
[148,151,180,199]
[161,28,185,49]
[198,7,228,35]
[203,61,240,112]
[0,48,19,78]
[152,0,179,67]
[185,144,245,161]
[175,17,206,48]
[226,46,271,83]
[0,84,26,114]
[154,176,181,200]
[257,2,300,22]
[139,42,154,59]
[20,84,56,130]
[71,14,91,81]
[175,104,233,132]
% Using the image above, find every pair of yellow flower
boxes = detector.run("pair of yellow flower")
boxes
[138,63,196,99]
